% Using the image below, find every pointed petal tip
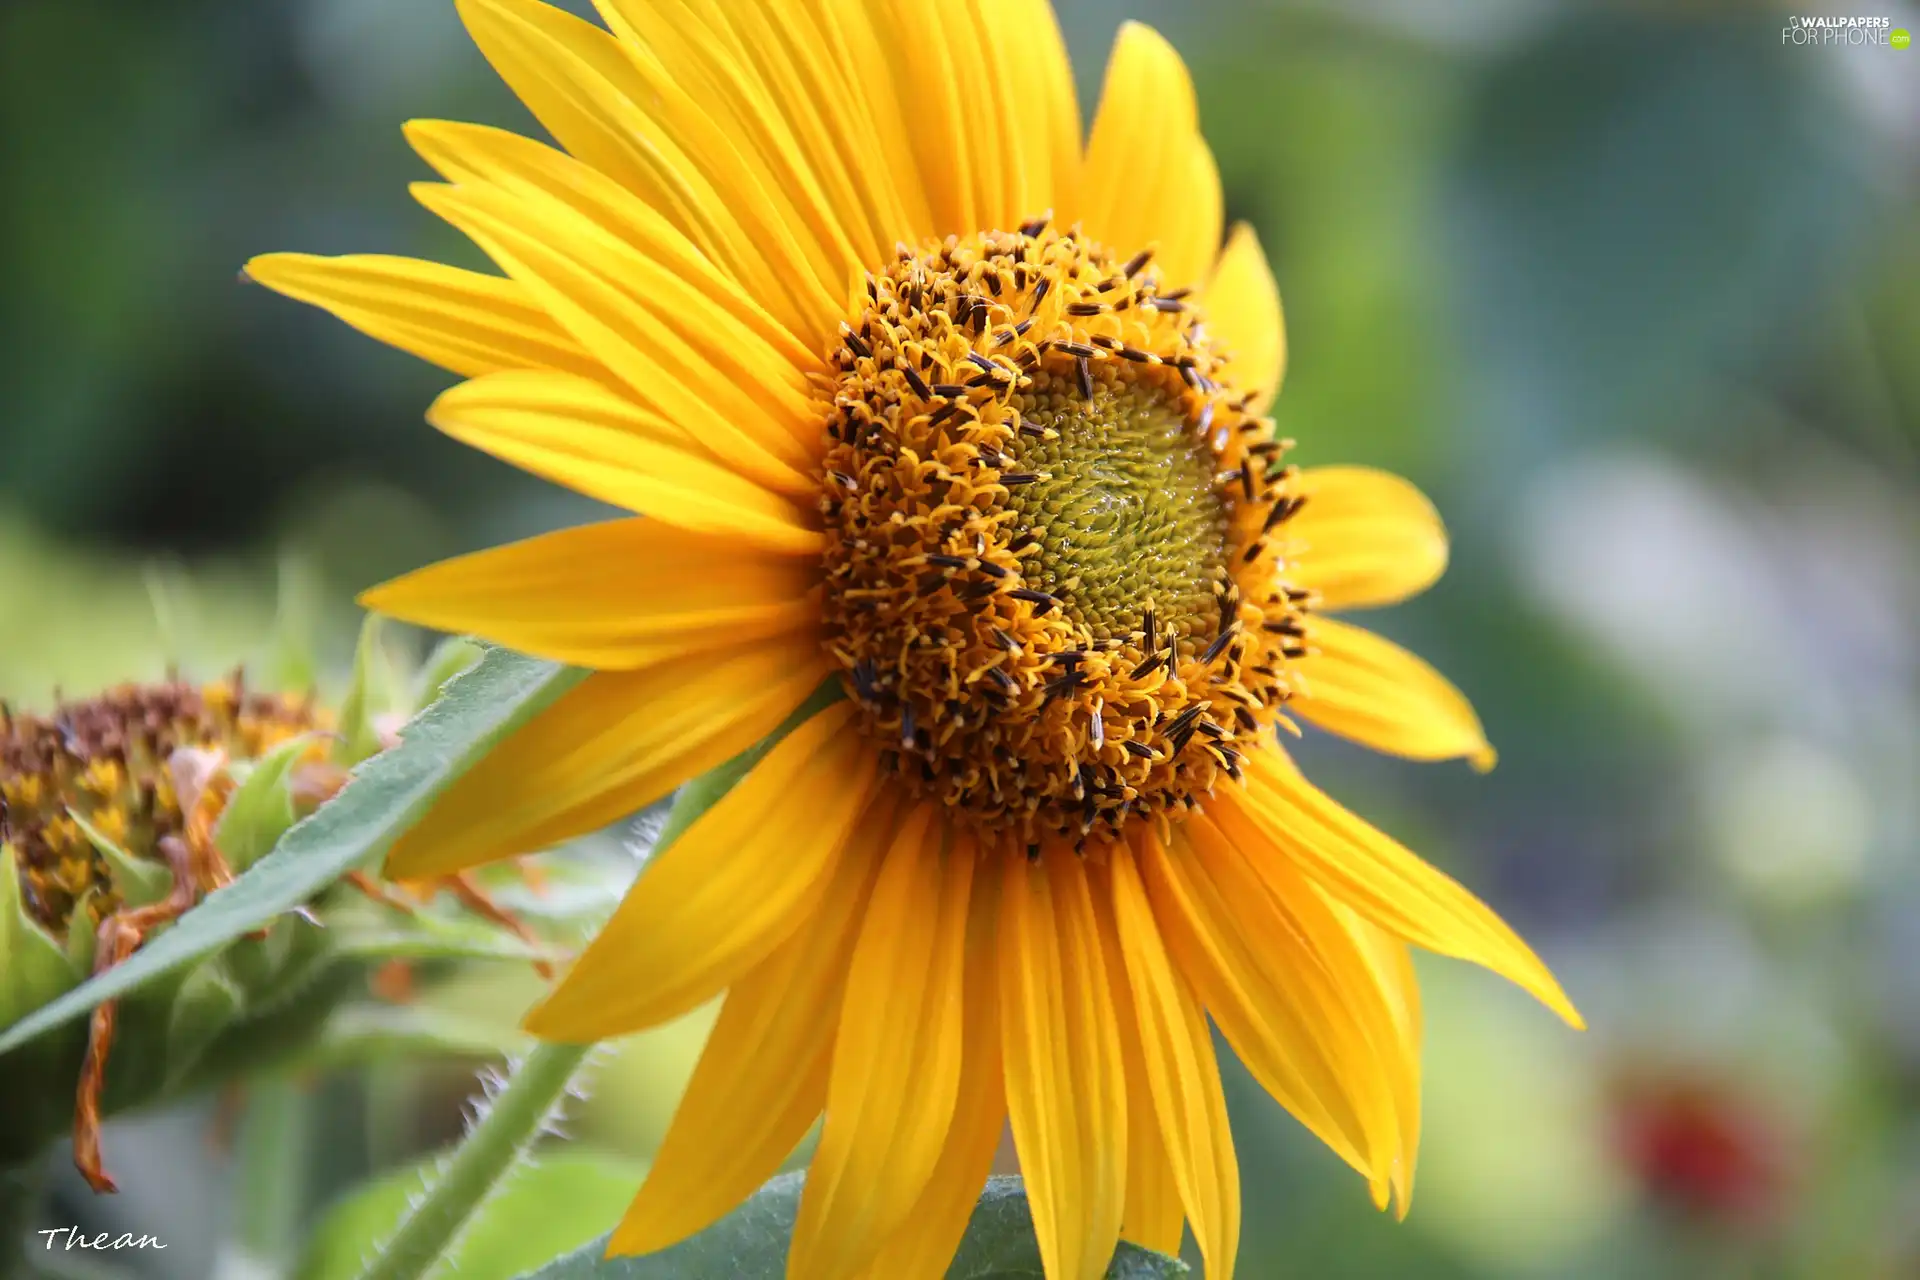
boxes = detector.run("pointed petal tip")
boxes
[604,1207,662,1260]
[241,252,314,292]
[1518,963,1585,1031]
[354,580,397,614]
[1115,17,1172,48]
[1391,1180,1414,1222]
[379,841,467,885]
[518,997,594,1044]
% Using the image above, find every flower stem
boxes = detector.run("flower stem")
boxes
[353,1041,594,1280]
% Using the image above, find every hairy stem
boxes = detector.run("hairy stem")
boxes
[353,1041,594,1280]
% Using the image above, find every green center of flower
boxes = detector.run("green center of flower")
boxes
[1002,367,1230,647]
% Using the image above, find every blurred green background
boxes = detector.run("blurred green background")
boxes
[3,0,1917,1276]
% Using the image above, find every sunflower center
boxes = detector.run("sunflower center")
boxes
[1003,369,1229,646]
[816,222,1312,854]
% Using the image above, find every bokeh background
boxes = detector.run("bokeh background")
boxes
[4,1,1918,1276]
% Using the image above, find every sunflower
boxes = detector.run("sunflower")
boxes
[248,2,1580,1275]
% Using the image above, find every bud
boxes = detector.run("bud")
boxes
[0,629,536,1192]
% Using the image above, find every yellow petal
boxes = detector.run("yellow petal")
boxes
[1205,223,1286,411]
[1000,850,1128,1280]
[1326,897,1423,1215]
[979,0,1081,224]
[917,0,1076,232]
[597,0,919,273]
[452,0,841,340]
[361,518,817,670]
[525,701,877,1040]
[854,833,1008,1280]
[1292,616,1494,769]
[403,119,819,372]
[745,0,929,255]
[869,0,984,236]
[585,0,879,303]
[1206,794,1421,1211]
[1078,22,1221,290]
[385,640,831,879]
[242,253,606,382]
[1283,466,1447,610]
[412,182,819,492]
[791,807,972,1278]
[608,800,892,1255]
[1108,844,1240,1274]
[1171,137,1224,301]
[853,0,1075,236]
[1085,857,1186,1261]
[1143,817,1396,1206]
[425,371,821,556]
[1239,747,1584,1028]
[806,0,937,241]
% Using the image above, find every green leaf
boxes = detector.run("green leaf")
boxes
[299,1150,644,1280]
[650,680,842,856]
[0,647,584,1056]
[944,1178,1189,1279]
[505,1174,1187,1280]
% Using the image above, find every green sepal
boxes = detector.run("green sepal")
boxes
[63,889,99,975]
[415,635,485,709]
[264,550,323,695]
[66,809,171,909]
[328,914,556,967]
[334,613,399,768]
[161,957,247,1089]
[218,914,339,1032]
[289,1002,529,1073]
[216,733,324,872]
[1,845,78,1028]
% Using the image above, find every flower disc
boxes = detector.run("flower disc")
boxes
[818,223,1312,853]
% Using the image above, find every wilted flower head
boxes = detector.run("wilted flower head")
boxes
[2,677,329,946]
[0,633,540,1192]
